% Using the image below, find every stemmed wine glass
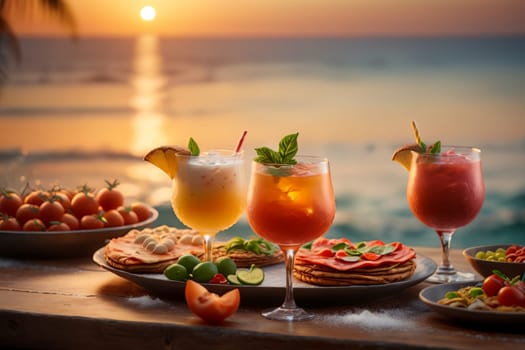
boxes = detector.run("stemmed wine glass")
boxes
[247,156,336,320]
[171,150,245,261]
[407,146,485,283]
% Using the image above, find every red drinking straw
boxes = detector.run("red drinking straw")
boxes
[235,130,248,153]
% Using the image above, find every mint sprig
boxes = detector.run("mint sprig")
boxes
[411,121,441,154]
[254,132,299,164]
[188,137,200,156]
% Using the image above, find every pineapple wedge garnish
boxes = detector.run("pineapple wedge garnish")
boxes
[143,146,190,179]
[391,144,422,171]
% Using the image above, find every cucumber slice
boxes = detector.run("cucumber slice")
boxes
[236,265,264,285]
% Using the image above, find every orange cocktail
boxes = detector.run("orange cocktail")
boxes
[247,155,335,321]
[247,161,335,250]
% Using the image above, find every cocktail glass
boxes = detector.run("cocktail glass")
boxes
[407,146,485,283]
[172,150,245,261]
[247,156,336,320]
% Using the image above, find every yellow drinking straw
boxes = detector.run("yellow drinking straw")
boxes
[411,121,422,146]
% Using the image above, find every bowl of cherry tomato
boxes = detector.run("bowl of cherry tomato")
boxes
[0,180,159,258]
[463,244,525,278]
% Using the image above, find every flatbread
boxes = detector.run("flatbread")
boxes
[104,225,203,273]
[294,260,416,286]
[293,237,417,286]
[104,227,285,273]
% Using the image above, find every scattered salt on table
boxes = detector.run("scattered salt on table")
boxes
[322,309,416,330]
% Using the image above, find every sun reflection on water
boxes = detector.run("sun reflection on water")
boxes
[130,35,168,156]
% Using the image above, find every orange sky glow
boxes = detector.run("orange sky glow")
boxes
[8,0,525,38]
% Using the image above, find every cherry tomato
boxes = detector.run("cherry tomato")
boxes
[96,180,124,211]
[39,200,65,226]
[209,273,228,284]
[61,213,80,230]
[53,192,71,211]
[15,203,40,226]
[0,190,23,216]
[47,222,71,231]
[80,214,105,230]
[482,274,506,297]
[23,219,46,231]
[498,286,525,307]
[0,215,21,231]
[103,209,125,227]
[71,187,99,219]
[131,202,151,222]
[184,280,240,324]
[117,206,138,225]
[24,190,49,206]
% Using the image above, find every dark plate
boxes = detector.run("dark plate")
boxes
[419,282,525,325]
[0,206,158,258]
[93,248,436,303]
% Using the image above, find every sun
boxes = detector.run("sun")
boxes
[140,6,156,22]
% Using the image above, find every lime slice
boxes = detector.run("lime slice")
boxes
[192,261,219,283]
[226,274,241,285]
[177,254,201,273]
[215,256,237,276]
[163,263,188,281]
[236,265,264,285]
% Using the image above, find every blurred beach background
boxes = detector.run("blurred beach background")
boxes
[1,1,524,249]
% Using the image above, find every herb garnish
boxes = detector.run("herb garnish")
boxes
[225,237,276,256]
[254,132,299,164]
[337,242,397,262]
[188,137,200,156]
[411,121,441,154]
[306,240,398,262]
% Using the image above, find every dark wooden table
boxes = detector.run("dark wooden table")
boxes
[1,247,523,350]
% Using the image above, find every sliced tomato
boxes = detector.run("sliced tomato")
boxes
[361,252,380,261]
[185,280,240,324]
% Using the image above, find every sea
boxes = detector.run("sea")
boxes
[1,36,524,250]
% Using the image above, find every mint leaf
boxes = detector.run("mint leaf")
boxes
[429,140,441,154]
[254,147,280,163]
[278,132,299,164]
[188,137,200,156]
[254,133,299,164]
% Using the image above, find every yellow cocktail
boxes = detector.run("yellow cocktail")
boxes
[172,150,245,261]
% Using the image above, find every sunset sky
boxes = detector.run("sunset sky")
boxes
[8,0,525,37]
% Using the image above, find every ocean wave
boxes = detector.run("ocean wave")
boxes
[0,106,133,117]
[0,148,138,162]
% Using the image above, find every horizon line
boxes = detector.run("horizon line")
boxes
[16,32,525,40]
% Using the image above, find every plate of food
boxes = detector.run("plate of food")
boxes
[93,228,437,303]
[419,280,525,325]
[0,182,158,258]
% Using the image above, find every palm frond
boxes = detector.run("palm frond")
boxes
[1,0,77,38]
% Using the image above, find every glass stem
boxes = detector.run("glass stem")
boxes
[436,230,456,275]
[281,248,298,309]
[203,233,214,262]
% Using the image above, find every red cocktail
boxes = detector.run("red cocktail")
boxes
[407,147,485,282]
